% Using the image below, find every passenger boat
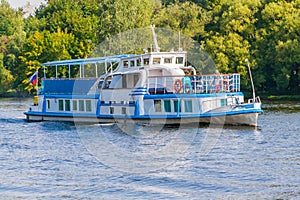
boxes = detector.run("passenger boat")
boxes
[25,27,263,126]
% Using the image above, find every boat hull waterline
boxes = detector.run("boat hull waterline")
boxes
[25,104,262,126]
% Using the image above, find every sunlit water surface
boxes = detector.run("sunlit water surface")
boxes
[0,98,299,199]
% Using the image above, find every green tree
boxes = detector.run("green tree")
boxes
[275,39,300,93]
[21,0,101,91]
[203,0,262,90]
[0,0,26,94]
[26,0,99,57]
[2,0,299,96]
[256,0,300,93]
[153,1,209,38]
[0,53,13,95]
[20,29,76,91]
[98,0,155,41]
[160,0,221,10]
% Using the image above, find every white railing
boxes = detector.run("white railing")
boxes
[146,74,240,94]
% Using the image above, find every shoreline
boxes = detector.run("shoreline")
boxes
[260,95,300,101]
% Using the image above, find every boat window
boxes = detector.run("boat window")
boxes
[122,107,126,115]
[73,100,78,111]
[108,75,122,88]
[123,60,128,68]
[104,76,112,88]
[59,100,64,111]
[130,60,135,67]
[184,100,193,112]
[137,58,141,67]
[65,100,71,111]
[79,100,85,111]
[86,100,92,112]
[176,57,184,64]
[164,100,171,112]
[110,107,114,114]
[221,99,227,107]
[105,74,140,89]
[174,100,181,112]
[164,57,172,64]
[143,58,149,65]
[47,100,51,109]
[98,80,104,89]
[154,100,162,112]
[153,58,161,64]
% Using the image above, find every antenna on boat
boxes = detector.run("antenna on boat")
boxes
[150,25,160,52]
[245,59,256,102]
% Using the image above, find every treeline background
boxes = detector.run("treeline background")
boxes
[0,0,299,96]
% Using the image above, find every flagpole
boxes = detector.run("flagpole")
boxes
[34,70,38,106]
[36,69,38,96]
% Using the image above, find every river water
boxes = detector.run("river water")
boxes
[0,98,299,199]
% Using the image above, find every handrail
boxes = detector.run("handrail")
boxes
[146,74,240,94]
[248,96,261,103]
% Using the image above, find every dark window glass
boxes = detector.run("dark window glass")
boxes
[65,100,70,111]
[79,100,84,111]
[73,100,77,111]
[184,100,192,112]
[59,100,64,111]
[174,100,181,112]
[164,100,171,112]
[86,100,92,112]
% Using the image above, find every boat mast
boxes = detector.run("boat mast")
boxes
[151,25,160,52]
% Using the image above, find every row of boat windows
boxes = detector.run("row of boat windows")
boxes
[154,99,193,113]
[102,74,140,89]
[46,98,229,114]
[153,98,229,113]
[47,99,92,112]
[122,57,184,68]
[107,99,193,115]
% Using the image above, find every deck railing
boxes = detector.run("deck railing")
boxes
[146,74,240,94]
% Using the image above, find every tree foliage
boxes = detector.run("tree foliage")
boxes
[97,0,155,41]
[0,0,299,95]
[256,0,300,93]
[0,0,25,94]
[153,1,209,38]
[20,29,76,91]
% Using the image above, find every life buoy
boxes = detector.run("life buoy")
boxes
[174,79,182,93]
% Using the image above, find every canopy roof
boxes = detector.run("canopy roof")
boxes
[42,54,137,67]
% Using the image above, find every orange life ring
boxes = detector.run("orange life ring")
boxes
[174,79,182,93]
